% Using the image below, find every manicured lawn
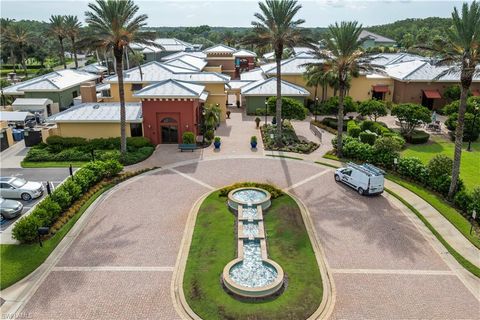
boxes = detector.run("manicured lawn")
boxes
[183,190,322,320]
[21,161,88,168]
[0,184,112,289]
[401,136,480,190]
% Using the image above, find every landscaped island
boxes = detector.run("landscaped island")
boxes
[183,183,323,320]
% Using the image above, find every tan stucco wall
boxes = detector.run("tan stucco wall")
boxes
[104,83,141,103]
[41,126,59,143]
[348,76,394,102]
[56,122,132,139]
[204,66,222,73]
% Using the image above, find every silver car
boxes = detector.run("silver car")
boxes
[0,177,44,201]
[0,197,23,219]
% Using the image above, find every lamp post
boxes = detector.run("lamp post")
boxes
[467,103,479,152]
[314,97,319,122]
[264,100,268,127]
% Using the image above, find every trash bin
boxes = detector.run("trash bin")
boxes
[24,129,42,147]
[12,129,24,141]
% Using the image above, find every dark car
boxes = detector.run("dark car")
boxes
[0,197,23,219]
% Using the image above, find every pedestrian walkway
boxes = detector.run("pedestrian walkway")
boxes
[0,140,27,168]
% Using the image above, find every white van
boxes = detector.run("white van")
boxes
[334,163,385,196]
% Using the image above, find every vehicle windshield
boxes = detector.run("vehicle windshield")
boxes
[11,178,27,188]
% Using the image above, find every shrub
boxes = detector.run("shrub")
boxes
[24,148,54,161]
[12,216,41,243]
[427,154,453,178]
[36,197,62,222]
[454,190,472,213]
[267,96,308,121]
[359,131,377,145]
[445,112,480,142]
[347,120,361,137]
[218,182,283,199]
[430,175,463,197]
[321,117,347,131]
[97,150,121,161]
[103,159,124,177]
[407,130,430,144]
[53,148,91,162]
[397,157,428,182]
[74,168,97,191]
[214,136,221,143]
[46,136,87,149]
[471,187,480,222]
[62,178,82,201]
[122,146,154,165]
[372,122,391,136]
[342,138,374,162]
[33,208,57,227]
[360,120,376,132]
[50,187,72,210]
[319,96,357,115]
[182,131,195,144]
[204,129,214,141]
[83,161,108,182]
[250,136,257,142]
[127,137,152,148]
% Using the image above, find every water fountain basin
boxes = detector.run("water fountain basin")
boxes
[227,187,271,211]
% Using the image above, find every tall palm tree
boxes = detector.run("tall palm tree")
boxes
[305,21,380,157]
[1,19,16,72]
[243,0,312,146]
[425,1,480,199]
[49,15,67,69]
[85,0,158,156]
[64,15,82,69]
[5,24,30,76]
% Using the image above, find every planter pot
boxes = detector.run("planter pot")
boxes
[214,142,221,149]
[250,142,257,149]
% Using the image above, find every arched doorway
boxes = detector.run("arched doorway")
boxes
[160,117,179,144]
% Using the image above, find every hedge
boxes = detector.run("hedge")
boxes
[218,182,283,199]
[347,120,361,138]
[12,160,123,243]
[406,130,430,144]
[359,131,377,145]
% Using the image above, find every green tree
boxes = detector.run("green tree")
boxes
[424,1,480,198]
[203,104,221,131]
[4,24,31,76]
[320,96,357,116]
[391,103,431,138]
[243,0,312,146]
[64,15,82,69]
[305,21,381,156]
[445,112,480,142]
[267,96,308,123]
[85,0,158,157]
[358,99,388,121]
[49,15,67,69]
[443,85,462,102]
[401,33,414,49]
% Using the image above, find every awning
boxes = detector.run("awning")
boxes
[423,90,441,99]
[372,85,389,93]
[471,90,480,97]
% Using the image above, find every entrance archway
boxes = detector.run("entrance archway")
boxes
[160,117,179,144]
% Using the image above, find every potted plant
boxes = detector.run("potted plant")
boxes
[226,110,231,119]
[255,117,261,128]
[250,136,257,149]
[214,136,221,149]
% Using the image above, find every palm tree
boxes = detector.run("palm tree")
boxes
[64,15,82,69]
[49,15,67,69]
[1,19,16,72]
[85,0,158,156]
[5,24,30,76]
[243,0,312,146]
[305,21,380,157]
[425,2,480,199]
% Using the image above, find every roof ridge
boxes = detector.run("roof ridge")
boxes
[402,61,428,80]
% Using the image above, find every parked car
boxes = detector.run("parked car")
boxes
[0,197,23,219]
[334,163,385,196]
[0,177,44,201]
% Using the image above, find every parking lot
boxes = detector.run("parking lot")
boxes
[0,168,71,231]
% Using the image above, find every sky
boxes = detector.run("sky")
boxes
[0,0,463,27]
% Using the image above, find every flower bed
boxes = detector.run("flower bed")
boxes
[260,123,318,154]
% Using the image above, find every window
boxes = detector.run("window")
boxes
[0,183,11,189]
[72,90,78,98]
[101,89,111,97]
[131,83,143,91]
[130,123,143,137]
[160,117,177,123]
[342,169,352,176]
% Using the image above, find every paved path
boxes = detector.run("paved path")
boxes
[0,141,27,169]
[3,158,479,319]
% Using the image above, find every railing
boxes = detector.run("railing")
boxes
[309,122,322,143]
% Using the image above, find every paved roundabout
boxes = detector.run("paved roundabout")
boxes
[13,157,480,319]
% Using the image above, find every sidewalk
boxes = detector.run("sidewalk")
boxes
[0,140,27,169]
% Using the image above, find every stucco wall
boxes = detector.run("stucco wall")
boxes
[393,81,480,109]
[25,86,81,110]
[347,76,394,102]
[142,99,199,145]
[56,122,131,139]
[244,96,305,115]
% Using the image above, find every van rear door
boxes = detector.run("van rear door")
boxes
[368,175,384,194]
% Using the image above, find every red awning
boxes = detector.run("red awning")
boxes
[372,85,389,93]
[423,90,442,99]
[471,90,480,97]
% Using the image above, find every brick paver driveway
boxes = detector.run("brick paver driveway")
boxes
[19,158,479,319]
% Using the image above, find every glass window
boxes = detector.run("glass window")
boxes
[0,183,11,189]
[342,169,352,176]
[101,89,111,97]
[131,83,143,91]
[130,123,143,137]
[72,90,78,98]
[11,178,26,188]
[160,117,177,123]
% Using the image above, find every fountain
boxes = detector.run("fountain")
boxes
[223,187,284,298]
